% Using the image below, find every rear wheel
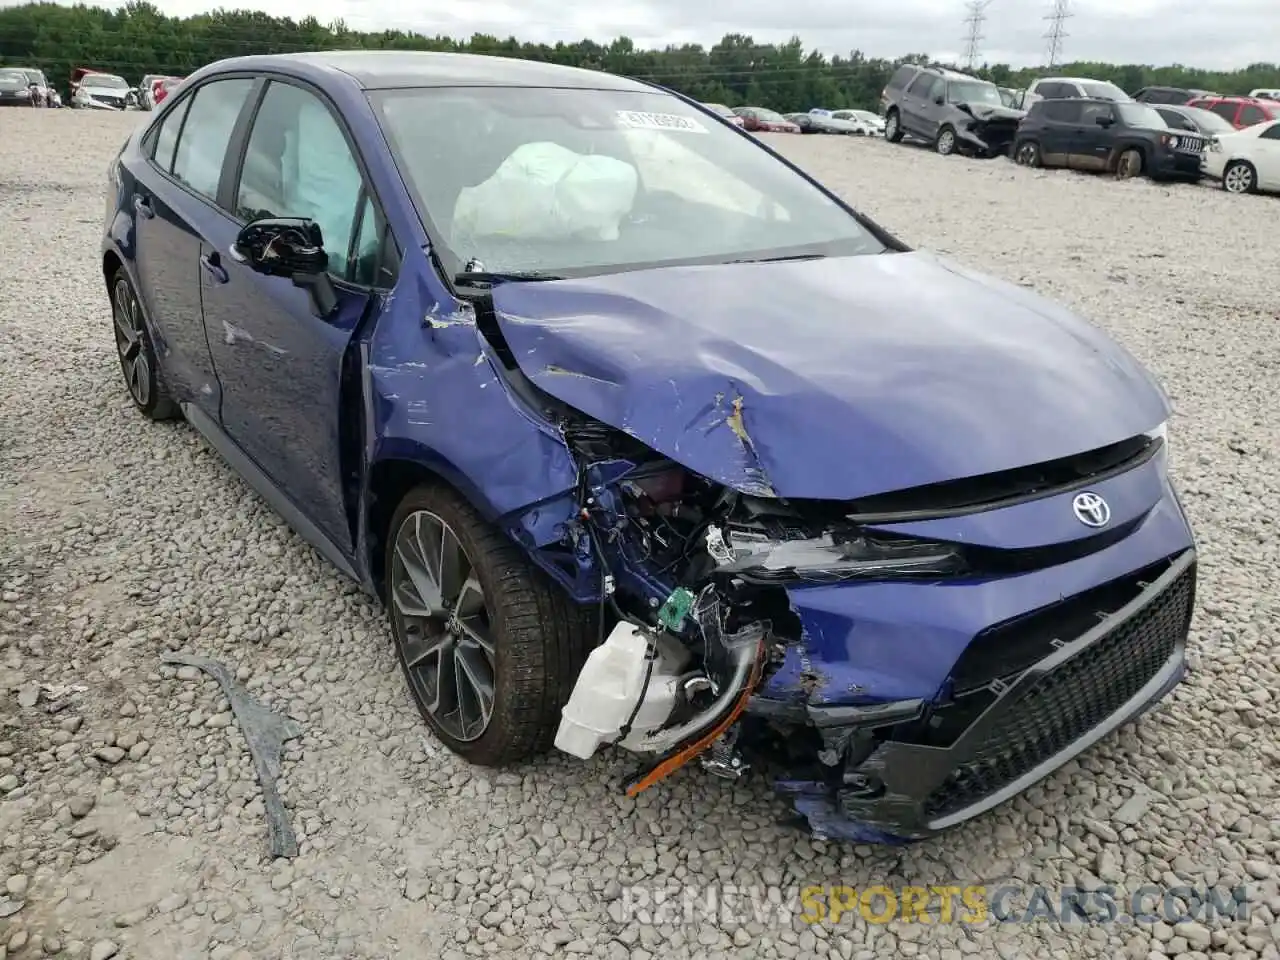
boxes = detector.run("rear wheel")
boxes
[385,484,597,766]
[1115,148,1145,179]
[884,110,904,143]
[1014,140,1041,167]
[110,269,179,421]
[1222,160,1257,194]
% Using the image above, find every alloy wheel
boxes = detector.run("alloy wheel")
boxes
[390,510,497,742]
[885,114,898,139]
[1015,143,1038,166]
[112,278,150,408]
[1224,163,1253,194]
[1116,150,1143,179]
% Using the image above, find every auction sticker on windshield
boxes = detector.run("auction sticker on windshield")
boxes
[615,110,708,133]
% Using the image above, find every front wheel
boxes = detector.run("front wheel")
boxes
[884,110,904,143]
[385,485,597,766]
[935,125,957,156]
[1115,148,1144,179]
[1222,160,1257,194]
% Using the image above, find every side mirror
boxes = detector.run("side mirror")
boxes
[1095,115,1114,127]
[934,95,945,105]
[231,217,337,318]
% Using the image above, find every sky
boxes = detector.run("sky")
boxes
[12,0,1280,71]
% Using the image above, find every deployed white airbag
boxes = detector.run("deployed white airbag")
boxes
[453,142,639,243]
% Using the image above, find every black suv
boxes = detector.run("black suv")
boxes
[1012,98,1205,181]
[1133,85,1216,105]
[880,64,1025,157]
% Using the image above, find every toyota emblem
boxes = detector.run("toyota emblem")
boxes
[1072,491,1111,528]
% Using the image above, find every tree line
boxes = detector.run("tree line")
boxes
[2,0,1279,113]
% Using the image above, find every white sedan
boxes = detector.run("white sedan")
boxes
[1200,118,1280,194]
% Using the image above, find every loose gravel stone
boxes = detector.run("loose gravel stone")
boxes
[1,110,1278,960]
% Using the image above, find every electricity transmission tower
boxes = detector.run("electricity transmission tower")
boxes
[1043,0,1072,68]
[961,0,993,71]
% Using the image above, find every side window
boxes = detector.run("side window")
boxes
[151,95,192,174]
[904,72,930,96]
[171,78,255,200]
[1209,102,1239,123]
[922,77,944,101]
[1042,100,1080,123]
[348,195,398,288]
[1158,110,1194,132]
[1036,82,1061,99]
[1238,105,1266,127]
[891,66,917,91]
[1260,123,1280,141]
[1079,102,1112,125]
[235,81,364,278]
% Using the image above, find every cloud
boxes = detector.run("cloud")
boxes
[12,0,1278,70]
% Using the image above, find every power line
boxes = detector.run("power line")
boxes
[1043,0,1072,69]
[961,0,993,71]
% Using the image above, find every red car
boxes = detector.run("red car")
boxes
[1185,95,1280,130]
[732,106,802,133]
[702,102,746,128]
[153,76,184,106]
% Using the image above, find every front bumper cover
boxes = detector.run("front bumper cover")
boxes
[770,547,1195,842]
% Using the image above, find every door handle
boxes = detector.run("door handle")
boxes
[132,195,155,219]
[200,251,229,284]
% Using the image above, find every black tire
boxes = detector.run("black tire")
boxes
[110,268,180,421]
[935,124,958,156]
[1222,159,1257,194]
[884,109,904,143]
[1115,147,1145,179]
[1013,139,1041,167]
[385,484,597,766]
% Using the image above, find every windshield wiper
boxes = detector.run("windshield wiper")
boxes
[727,252,827,265]
[454,269,564,286]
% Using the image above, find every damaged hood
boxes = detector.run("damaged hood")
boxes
[491,251,1168,500]
[957,102,1025,123]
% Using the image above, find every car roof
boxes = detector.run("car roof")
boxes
[204,51,651,93]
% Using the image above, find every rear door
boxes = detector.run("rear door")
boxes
[1237,103,1268,128]
[128,77,257,418]
[198,77,398,554]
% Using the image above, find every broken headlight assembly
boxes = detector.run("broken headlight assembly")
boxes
[706,523,964,583]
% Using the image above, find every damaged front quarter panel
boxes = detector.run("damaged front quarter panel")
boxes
[955,102,1026,157]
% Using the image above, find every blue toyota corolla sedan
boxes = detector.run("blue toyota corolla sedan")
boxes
[102,50,1196,842]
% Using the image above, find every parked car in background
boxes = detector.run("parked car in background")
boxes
[1247,88,1280,102]
[881,64,1025,157]
[101,49,1195,846]
[997,86,1022,108]
[784,112,869,135]
[139,73,181,110]
[8,66,55,106]
[1152,104,1237,138]
[1133,85,1216,105]
[1013,98,1204,181]
[732,106,801,133]
[831,108,884,134]
[70,68,134,109]
[700,101,745,127]
[153,76,183,107]
[1199,118,1280,194]
[1021,76,1131,109]
[0,67,39,106]
[1184,95,1280,130]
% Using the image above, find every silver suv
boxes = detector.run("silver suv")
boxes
[880,64,1025,158]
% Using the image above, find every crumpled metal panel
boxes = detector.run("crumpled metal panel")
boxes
[491,251,1168,502]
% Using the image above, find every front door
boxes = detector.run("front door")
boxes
[199,78,387,555]
[1068,102,1114,171]
[899,73,939,138]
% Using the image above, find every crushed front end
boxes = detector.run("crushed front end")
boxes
[955,102,1027,157]
[537,414,1195,841]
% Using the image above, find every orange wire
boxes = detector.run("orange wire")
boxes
[624,640,766,798]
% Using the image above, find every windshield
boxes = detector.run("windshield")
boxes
[1182,108,1235,133]
[0,70,27,86]
[1080,80,1130,101]
[374,86,884,279]
[751,107,785,122]
[1116,102,1168,129]
[948,80,1002,105]
[850,110,881,123]
[83,74,127,89]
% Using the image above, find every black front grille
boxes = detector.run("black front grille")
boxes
[922,561,1195,820]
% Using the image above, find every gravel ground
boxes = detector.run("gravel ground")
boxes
[1,109,1278,960]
